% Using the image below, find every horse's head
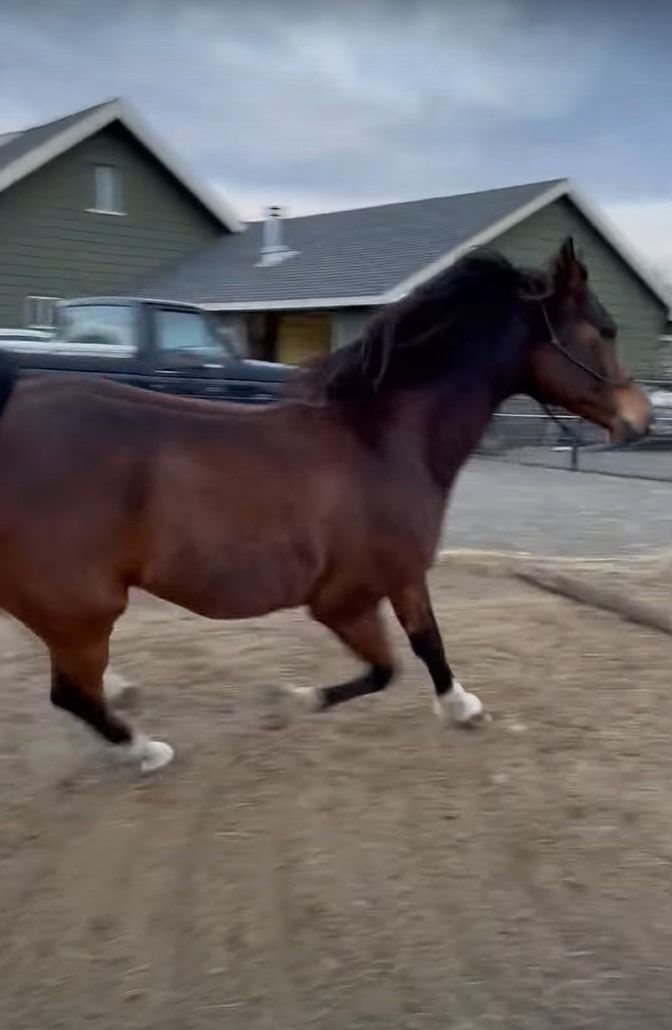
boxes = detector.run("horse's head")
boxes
[524,237,652,445]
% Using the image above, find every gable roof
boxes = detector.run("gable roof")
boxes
[130,178,670,313]
[0,98,241,233]
[131,179,563,307]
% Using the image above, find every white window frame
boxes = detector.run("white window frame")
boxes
[87,163,125,216]
[24,295,61,329]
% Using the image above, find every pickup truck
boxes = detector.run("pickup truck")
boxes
[0,297,294,404]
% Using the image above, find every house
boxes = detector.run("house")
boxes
[0,99,240,329]
[131,179,671,379]
[2,96,669,379]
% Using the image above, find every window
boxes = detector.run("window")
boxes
[155,309,228,362]
[25,296,60,329]
[59,304,135,348]
[90,164,124,215]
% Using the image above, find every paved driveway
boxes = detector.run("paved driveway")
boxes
[444,459,672,558]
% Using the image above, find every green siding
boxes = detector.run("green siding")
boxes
[493,197,668,378]
[0,123,223,326]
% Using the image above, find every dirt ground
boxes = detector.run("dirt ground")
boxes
[2,558,672,1030]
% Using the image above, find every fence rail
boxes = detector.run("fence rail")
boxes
[478,409,672,482]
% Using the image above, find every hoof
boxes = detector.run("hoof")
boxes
[139,740,175,774]
[434,682,489,728]
[281,684,325,713]
[118,734,175,774]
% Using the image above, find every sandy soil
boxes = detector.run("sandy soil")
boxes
[2,560,672,1029]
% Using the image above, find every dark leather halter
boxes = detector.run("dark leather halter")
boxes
[537,304,633,447]
[541,304,632,389]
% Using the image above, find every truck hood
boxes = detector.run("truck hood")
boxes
[236,358,296,382]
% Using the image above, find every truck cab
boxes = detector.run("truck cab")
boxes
[0,297,294,404]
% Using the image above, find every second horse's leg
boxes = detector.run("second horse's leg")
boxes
[391,580,486,726]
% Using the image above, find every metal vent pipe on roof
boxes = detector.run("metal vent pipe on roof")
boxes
[257,205,298,267]
[262,205,283,253]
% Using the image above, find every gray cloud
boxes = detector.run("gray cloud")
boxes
[0,0,670,222]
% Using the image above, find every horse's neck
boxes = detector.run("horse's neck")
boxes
[390,379,501,493]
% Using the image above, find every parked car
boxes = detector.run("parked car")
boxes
[0,297,294,404]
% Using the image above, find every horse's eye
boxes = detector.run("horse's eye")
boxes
[602,326,616,341]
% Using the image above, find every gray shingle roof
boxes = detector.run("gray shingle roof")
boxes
[128,179,565,306]
[0,100,117,178]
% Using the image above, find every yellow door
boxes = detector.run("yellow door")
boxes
[276,313,331,365]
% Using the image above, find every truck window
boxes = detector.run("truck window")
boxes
[59,304,135,348]
[155,309,229,362]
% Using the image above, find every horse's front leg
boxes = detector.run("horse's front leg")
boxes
[47,622,173,773]
[390,580,487,726]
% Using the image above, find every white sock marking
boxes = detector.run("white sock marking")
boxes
[282,684,324,712]
[434,681,487,726]
[118,732,175,774]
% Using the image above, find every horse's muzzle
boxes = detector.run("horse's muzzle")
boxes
[610,410,653,447]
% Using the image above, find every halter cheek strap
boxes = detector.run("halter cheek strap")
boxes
[535,304,635,449]
[540,304,631,389]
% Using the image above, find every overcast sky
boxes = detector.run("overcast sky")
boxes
[2,0,671,276]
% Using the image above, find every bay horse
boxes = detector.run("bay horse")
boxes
[0,237,651,773]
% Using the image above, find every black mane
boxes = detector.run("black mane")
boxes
[303,249,548,402]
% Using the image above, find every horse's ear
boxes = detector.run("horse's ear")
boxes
[551,236,586,298]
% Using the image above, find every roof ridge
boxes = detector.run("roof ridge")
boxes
[244,178,568,226]
[3,97,120,137]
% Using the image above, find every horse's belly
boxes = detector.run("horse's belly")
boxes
[141,539,321,620]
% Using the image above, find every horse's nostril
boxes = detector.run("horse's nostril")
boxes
[613,416,648,447]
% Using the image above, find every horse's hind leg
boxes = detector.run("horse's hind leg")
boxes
[391,580,487,727]
[288,606,395,711]
[48,622,173,773]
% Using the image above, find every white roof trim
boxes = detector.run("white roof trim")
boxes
[202,295,385,311]
[0,99,242,233]
[387,180,570,300]
[565,183,671,310]
[387,178,670,311]
[118,103,242,232]
[163,178,672,315]
[201,181,575,312]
